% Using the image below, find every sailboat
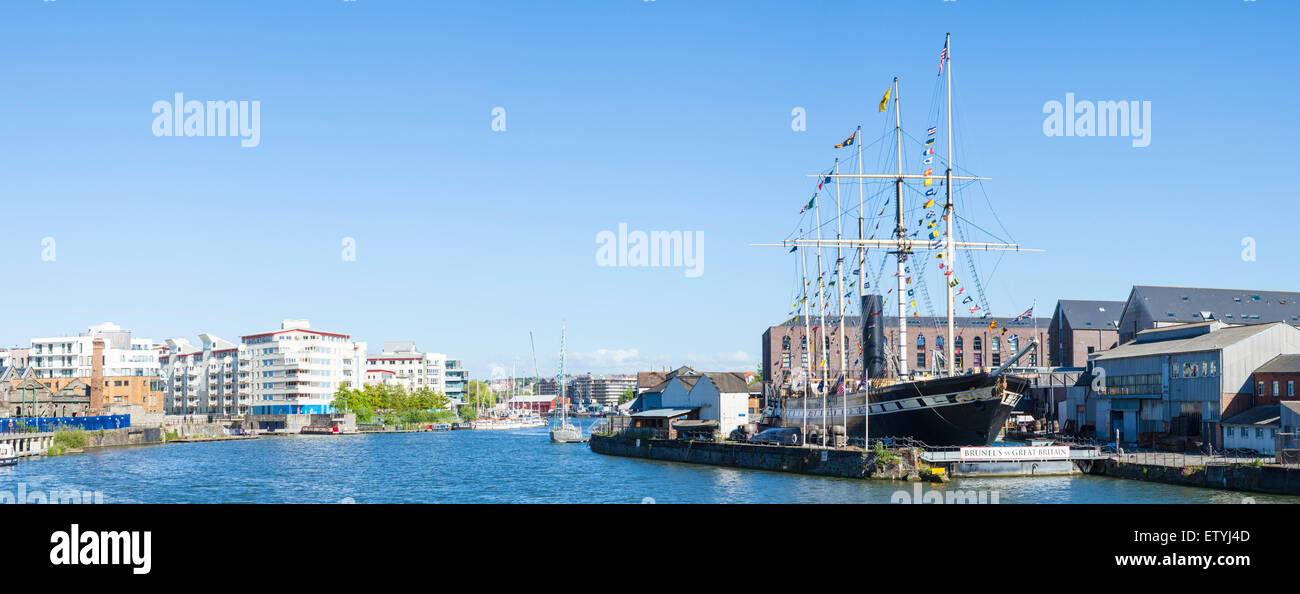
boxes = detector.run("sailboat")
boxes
[760,35,1042,448]
[550,323,586,443]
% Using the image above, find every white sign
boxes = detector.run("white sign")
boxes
[958,446,1069,461]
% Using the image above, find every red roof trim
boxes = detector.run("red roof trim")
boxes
[241,329,350,340]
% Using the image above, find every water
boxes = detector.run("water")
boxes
[1,420,1294,503]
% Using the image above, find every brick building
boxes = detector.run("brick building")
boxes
[1048,300,1123,368]
[1252,354,1300,406]
[762,315,1050,391]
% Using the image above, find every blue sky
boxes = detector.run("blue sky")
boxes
[0,0,1295,379]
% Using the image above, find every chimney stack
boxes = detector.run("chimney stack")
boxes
[90,338,105,413]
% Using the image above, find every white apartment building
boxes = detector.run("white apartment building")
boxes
[30,322,159,379]
[242,319,365,415]
[364,341,467,397]
[158,334,246,416]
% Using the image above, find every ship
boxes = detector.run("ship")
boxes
[760,34,1042,448]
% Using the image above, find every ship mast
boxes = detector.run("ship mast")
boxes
[756,36,1043,385]
[834,157,847,434]
[799,229,811,440]
[943,32,956,377]
[892,77,907,378]
[814,191,828,448]
[855,123,866,382]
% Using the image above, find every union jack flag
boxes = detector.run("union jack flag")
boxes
[1014,305,1034,322]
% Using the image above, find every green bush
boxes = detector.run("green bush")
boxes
[53,429,87,450]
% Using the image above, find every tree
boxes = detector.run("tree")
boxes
[618,388,636,404]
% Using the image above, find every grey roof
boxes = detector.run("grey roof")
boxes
[1057,300,1125,330]
[641,379,672,394]
[1092,322,1286,361]
[1222,405,1281,426]
[1282,401,1300,418]
[702,372,750,394]
[1129,285,1300,325]
[629,408,697,418]
[1256,354,1300,374]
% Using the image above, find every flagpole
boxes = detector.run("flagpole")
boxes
[892,76,907,379]
[800,228,811,444]
[944,33,956,378]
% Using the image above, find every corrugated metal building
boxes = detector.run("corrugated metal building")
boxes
[1089,321,1300,446]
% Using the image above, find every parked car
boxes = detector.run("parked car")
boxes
[748,427,802,446]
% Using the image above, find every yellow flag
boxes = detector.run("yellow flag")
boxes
[878,87,891,112]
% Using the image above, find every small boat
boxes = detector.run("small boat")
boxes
[0,443,17,467]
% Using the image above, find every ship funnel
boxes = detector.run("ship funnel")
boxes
[863,294,886,379]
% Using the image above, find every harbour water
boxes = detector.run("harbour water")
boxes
[0,420,1293,504]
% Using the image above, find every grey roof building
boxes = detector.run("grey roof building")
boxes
[1089,320,1300,446]
[1117,286,1300,343]
[1049,300,1124,368]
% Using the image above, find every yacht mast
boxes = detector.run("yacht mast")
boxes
[943,33,957,377]
[559,322,567,425]
[892,77,907,378]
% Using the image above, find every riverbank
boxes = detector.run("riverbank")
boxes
[1088,456,1300,496]
[588,434,931,480]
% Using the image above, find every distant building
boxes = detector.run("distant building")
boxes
[241,319,367,415]
[1048,300,1123,367]
[1251,354,1300,405]
[0,348,30,370]
[1117,286,1300,344]
[443,359,468,398]
[365,341,462,395]
[570,374,637,409]
[30,322,159,380]
[0,376,91,418]
[534,378,559,396]
[762,315,1050,391]
[1221,405,1280,455]
[158,334,244,416]
[43,377,163,414]
[1282,401,1300,435]
[507,394,559,414]
[1089,321,1300,446]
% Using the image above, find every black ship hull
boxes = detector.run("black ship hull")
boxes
[779,373,1028,447]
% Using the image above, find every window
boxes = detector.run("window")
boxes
[1274,381,1280,397]
[992,337,1001,353]
[1256,428,1264,439]
[973,337,982,351]
[1259,381,1266,395]
[917,351,926,368]
[1172,364,1180,379]
[1226,427,1234,438]
[991,354,1001,366]
[1290,381,1295,397]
